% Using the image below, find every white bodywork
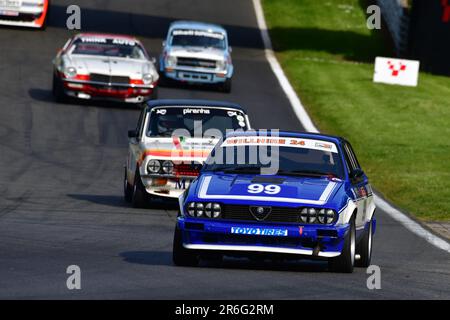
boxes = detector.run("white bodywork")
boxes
[53,34,159,103]
[126,105,251,199]
[0,0,47,28]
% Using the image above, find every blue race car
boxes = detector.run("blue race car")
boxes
[173,131,376,273]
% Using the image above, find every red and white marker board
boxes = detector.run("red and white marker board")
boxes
[373,57,420,87]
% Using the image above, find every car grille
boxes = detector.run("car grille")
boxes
[0,13,37,22]
[174,163,201,177]
[176,57,216,69]
[90,74,130,84]
[221,205,301,223]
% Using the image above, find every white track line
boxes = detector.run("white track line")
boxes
[252,0,450,253]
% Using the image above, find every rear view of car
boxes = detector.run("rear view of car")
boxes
[52,33,159,104]
[0,0,49,29]
[160,21,233,92]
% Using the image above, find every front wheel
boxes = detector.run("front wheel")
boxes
[52,73,67,103]
[328,218,356,273]
[172,226,199,267]
[131,170,147,208]
[220,78,232,93]
[150,86,158,100]
[355,218,373,267]
[123,168,132,203]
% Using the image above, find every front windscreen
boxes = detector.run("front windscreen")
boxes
[203,137,345,179]
[170,29,226,49]
[70,37,146,59]
[147,107,248,138]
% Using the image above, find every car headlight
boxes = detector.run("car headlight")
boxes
[300,208,336,224]
[205,203,221,218]
[147,159,161,174]
[300,208,317,223]
[195,203,204,217]
[318,209,336,224]
[187,202,196,216]
[186,202,221,218]
[216,59,226,71]
[142,73,153,85]
[161,160,174,174]
[64,66,77,79]
[166,55,177,67]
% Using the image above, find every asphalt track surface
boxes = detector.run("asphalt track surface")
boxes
[0,0,449,299]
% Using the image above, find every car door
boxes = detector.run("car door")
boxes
[128,107,147,184]
[343,141,369,229]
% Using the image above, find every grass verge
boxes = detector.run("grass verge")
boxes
[262,0,450,221]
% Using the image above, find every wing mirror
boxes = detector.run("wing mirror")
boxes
[162,40,166,47]
[228,46,233,53]
[349,168,365,184]
[150,57,157,64]
[128,130,138,139]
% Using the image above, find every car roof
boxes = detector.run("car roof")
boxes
[225,130,344,145]
[145,99,247,113]
[169,20,227,34]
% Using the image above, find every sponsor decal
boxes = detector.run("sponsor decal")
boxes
[172,29,225,40]
[315,142,332,150]
[79,37,136,46]
[373,57,420,87]
[156,109,167,115]
[231,227,288,237]
[221,136,338,153]
[183,108,211,115]
[80,37,107,43]
[112,38,135,46]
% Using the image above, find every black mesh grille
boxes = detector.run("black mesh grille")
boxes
[0,13,37,22]
[177,57,216,69]
[222,205,301,223]
[90,74,130,84]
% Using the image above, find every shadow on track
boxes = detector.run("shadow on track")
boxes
[67,194,130,208]
[120,250,329,273]
[67,193,180,210]
[47,4,263,50]
[28,88,143,110]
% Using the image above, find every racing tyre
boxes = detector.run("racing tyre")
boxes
[172,226,199,267]
[220,78,232,93]
[355,218,373,268]
[328,218,356,273]
[52,74,67,103]
[151,86,158,100]
[131,170,147,208]
[123,168,132,203]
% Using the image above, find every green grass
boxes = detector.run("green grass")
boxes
[262,0,450,221]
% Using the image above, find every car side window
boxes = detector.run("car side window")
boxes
[343,143,357,172]
[346,142,361,169]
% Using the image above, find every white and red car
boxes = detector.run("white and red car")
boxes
[52,33,159,104]
[124,99,251,208]
[0,0,49,28]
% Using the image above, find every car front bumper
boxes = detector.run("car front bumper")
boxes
[141,176,195,199]
[0,2,48,28]
[163,66,231,84]
[177,217,351,258]
[62,80,156,103]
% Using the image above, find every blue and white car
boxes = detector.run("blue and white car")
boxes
[173,131,376,273]
[160,21,233,92]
